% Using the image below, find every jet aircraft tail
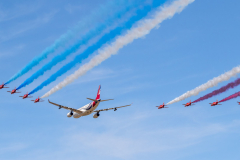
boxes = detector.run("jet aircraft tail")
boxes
[96,85,101,100]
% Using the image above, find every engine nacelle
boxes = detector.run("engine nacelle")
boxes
[93,112,100,118]
[67,112,73,118]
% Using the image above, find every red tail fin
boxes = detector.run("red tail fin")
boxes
[96,85,101,100]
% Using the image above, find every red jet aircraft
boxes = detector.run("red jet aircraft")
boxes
[7,87,20,94]
[238,102,240,105]
[31,97,44,103]
[19,92,32,99]
[183,100,195,107]
[0,83,9,89]
[209,100,221,106]
[156,103,168,109]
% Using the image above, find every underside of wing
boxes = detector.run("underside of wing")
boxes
[48,100,82,114]
[94,104,132,112]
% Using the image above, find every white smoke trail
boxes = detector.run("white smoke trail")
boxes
[42,0,195,98]
[167,66,240,105]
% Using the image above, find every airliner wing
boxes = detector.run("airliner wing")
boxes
[48,100,82,114]
[94,104,132,112]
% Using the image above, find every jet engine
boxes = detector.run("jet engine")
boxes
[67,111,73,118]
[93,112,100,118]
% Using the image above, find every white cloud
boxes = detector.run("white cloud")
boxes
[55,113,240,159]
[0,143,28,154]
[0,11,58,43]
[0,3,41,22]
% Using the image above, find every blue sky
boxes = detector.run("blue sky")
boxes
[1,0,240,159]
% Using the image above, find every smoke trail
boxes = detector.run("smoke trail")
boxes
[5,0,138,85]
[193,78,240,103]
[167,66,240,105]
[41,0,195,98]
[219,92,240,103]
[16,0,147,90]
[29,0,169,95]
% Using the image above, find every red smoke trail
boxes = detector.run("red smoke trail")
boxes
[193,78,240,103]
[220,92,240,102]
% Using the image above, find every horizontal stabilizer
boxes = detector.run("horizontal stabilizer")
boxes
[87,98,97,102]
[87,98,114,102]
[101,99,114,102]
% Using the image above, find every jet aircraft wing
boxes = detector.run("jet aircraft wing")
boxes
[94,104,132,112]
[48,100,82,114]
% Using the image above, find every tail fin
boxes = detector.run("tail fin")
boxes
[96,85,101,100]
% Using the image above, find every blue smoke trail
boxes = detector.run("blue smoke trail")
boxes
[5,0,139,85]
[29,0,167,95]
[16,0,146,90]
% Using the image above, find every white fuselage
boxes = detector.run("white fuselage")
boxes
[72,101,100,118]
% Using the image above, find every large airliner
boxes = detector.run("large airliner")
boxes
[48,85,131,118]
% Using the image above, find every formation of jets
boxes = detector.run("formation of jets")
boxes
[1,84,131,119]
[157,100,239,109]
[2,81,239,114]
